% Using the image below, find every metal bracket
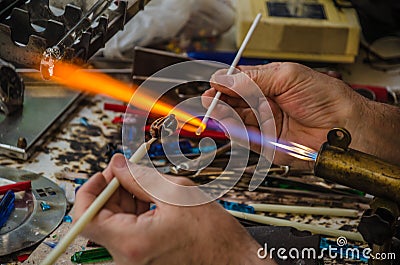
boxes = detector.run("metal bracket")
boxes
[327,127,352,150]
[0,0,149,68]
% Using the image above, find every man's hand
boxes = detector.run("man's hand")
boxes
[73,154,275,265]
[203,62,369,167]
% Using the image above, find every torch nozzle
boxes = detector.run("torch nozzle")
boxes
[269,141,318,161]
[314,128,400,204]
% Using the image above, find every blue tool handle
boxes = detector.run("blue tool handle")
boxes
[0,190,15,228]
[218,200,255,214]
[187,51,270,66]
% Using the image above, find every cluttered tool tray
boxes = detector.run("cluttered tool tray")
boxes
[0,166,67,256]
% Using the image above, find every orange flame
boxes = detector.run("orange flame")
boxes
[43,62,205,132]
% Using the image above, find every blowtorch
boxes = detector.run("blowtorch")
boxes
[314,128,400,265]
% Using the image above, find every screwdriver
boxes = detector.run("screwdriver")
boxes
[0,190,15,228]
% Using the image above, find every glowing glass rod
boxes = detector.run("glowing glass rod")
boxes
[195,12,262,136]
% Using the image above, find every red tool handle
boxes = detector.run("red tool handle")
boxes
[104,103,158,118]
[0,181,31,195]
[144,125,228,140]
[349,84,389,103]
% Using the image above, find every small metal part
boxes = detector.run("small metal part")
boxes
[17,137,27,149]
[0,58,24,115]
[358,198,399,245]
[326,127,351,150]
[174,81,210,99]
[358,198,399,265]
[149,114,178,138]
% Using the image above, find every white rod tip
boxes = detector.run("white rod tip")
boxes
[195,126,204,136]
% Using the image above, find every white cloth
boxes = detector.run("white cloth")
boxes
[103,0,235,58]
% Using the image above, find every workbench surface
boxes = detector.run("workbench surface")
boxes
[1,38,399,264]
[0,77,368,265]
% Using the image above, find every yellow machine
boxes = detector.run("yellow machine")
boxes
[236,0,361,63]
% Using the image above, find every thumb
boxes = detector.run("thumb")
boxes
[211,71,258,98]
[108,154,155,203]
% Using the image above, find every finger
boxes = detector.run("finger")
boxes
[209,68,240,98]
[96,158,138,214]
[102,154,127,182]
[108,154,156,203]
[210,71,249,97]
[210,64,270,98]
[201,88,217,108]
[219,94,257,108]
[135,198,150,215]
[264,98,283,138]
[109,154,202,208]
[202,88,254,109]
[237,64,270,71]
[73,175,135,220]
[201,92,238,121]
[202,94,264,134]
[212,62,317,99]
[82,211,138,247]
[236,107,260,127]
[73,172,108,219]
[108,186,137,214]
[216,103,261,128]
